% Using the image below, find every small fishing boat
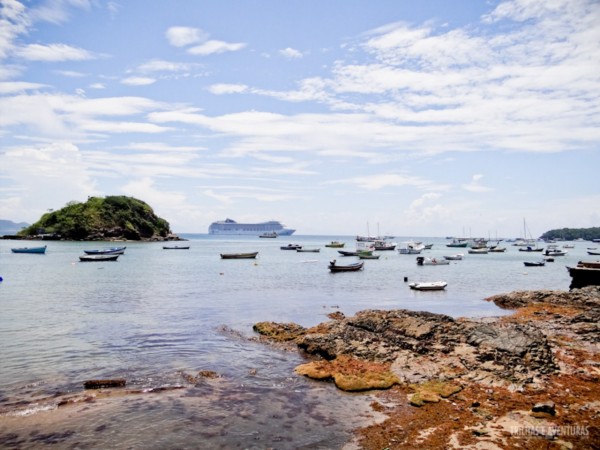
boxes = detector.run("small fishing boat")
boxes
[259,232,277,238]
[11,245,47,254]
[409,281,447,291]
[79,254,119,262]
[523,261,545,267]
[220,252,259,259]
[163,246,190,250]
[83,246,126,255]
[296,248,320,253]
[325,241,345,248]
[281,244,302,250]
[373,240,396,251]
[359,253,380,259]
[443,254,464,261]
[587,250,600,256]
[519,246,544,253]
[338,250,373,257]
[328,260,364,272]
[468,248,488,254]
[416,257,450,266]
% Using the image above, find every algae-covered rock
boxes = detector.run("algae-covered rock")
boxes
[295,355,399,391]
[253,321,307,342]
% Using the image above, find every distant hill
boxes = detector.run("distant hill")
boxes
[0,219,29,235]
[18,196,178,241]
[541,227,600,241]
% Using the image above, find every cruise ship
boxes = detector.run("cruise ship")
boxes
[208,218,296,236]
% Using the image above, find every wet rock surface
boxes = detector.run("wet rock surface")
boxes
[254,287,600,449]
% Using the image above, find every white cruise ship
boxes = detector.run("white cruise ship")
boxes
[208,218,295,236]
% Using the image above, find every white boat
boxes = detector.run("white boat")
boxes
[398,241,424,254]
[443,254,464,260]
[409,281,447,291]
[468,248,488,254]
[416,256,450,266]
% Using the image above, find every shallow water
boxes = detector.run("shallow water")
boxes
[0,235,588,448]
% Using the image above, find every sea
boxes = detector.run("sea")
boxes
[0,235,590,449]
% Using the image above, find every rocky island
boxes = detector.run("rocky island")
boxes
[254,287,599,449]
[11,196,181,241]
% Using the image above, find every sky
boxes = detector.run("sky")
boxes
[0,0,599,237]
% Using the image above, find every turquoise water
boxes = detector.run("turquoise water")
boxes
[0,235,587,448]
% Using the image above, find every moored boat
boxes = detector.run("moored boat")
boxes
[358,253,380,259]
[468,248,488,254]
[83,246,126,255]
[409,281,447,291]
[328,260,364,272]
[79,254,119,262]
[338,250,372,257]
[259,232,278,238]
[443,254,464,260]
[325,241,345,248]
[281,244,302,250]
[297,248,320,253]
[163,246,190,250]
[11,245,47,254]
[416,256,450,266]
[567,262,600,289]
[220,252,259,259]
[523,261,545,267]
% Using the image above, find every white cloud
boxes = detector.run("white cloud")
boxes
[0,141,99,221]
[137,59,197,73]
[165,26,207,47]
[207,83,248,95]
[279,47,303,59]
[462,174,493,193]
[187,40,246,56]
[0,81,47,94]
[121,76,157,86]
[331,173,433,191]
[15,43,95,61]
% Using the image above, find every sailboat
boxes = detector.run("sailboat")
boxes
[518,218,544,252]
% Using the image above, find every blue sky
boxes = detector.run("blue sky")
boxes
[1,0,599,237]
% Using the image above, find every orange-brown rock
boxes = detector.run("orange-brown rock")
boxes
[295,355,400,391]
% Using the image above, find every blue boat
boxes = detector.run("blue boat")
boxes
[11,245,47,254]
[83,246,126,255]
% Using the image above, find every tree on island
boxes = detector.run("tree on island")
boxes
[540,227,600,241]
[19,196,175,241]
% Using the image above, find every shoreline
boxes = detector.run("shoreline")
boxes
[254,287,599,449]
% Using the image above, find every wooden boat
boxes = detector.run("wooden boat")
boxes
[280,244,302,250]
[259,232,277,238]
[338,250,373,257]
[359,253,380,259]
[523,261,545,267]
[373,240,396,251]
[79,254,119,262]
[545,248,567,256]
[488,246,506,252]
[576,260,600,269]
[11,245,47,254]
[468,248,488,254]
[409,281,447,291]
[446,239,468,248]
[587,250,600,256]
[296,248,320,253]
[328,260,364,272]
[325,241,345,248]
[416,257,450,266]
[567,264,600,289]
[519,246,544,252]
[443,254,464,260]
[83,246,126,255]
[163,246,190,250]
[220,252,259,259]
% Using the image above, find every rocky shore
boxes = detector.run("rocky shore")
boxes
[253,287,600,449]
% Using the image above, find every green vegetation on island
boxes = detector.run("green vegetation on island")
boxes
[540,227,600,241]
[18,196,175,241]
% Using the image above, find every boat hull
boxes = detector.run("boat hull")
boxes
[11,246,47,254]
[328,261,364,272]
[220,252,259,259]
[79,254,119,262]
[409,281,447,291]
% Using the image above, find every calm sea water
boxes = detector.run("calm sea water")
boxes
[0,235,588,448]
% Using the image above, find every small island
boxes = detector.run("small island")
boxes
[13,196,181,241]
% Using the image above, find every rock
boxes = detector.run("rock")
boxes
[532,401,556,416]
[83,379,126,389]
[295,355,399,391]
[253,321,307,342]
